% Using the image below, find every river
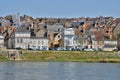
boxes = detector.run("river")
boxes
[0,62,120,80]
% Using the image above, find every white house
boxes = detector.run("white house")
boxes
[30,37,48,50]
[103,40,117,51]
[64,28,80,49]
[0,35,4,48]
[14,26,30,49]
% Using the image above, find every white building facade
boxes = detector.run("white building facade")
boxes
[14,26,31,49]
[14,32,30,49]
[30,38,48,50]
[64,28,80,49]
[0,36,4,48]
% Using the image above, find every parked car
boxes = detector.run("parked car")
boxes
[15,47,22,50]
[28,48,34,50]
[112,47,118,52]
[28,47,40,51]
[66,47,75,51]
[96,48,103,51]
[57,47,65,51]
[75,47,81,51]
[49,48,57,50]
[42,47,47,50]
[84,48,94,51]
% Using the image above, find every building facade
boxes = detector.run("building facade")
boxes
[0,36,4,48]
[14,26,30,49]
[64,28,80,49]
[30,38,48,50]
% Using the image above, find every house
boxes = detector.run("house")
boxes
[35,22,47,38]
[89,30,117,51]
[30,37,48,50]
[117,34,120,50]
[1,19,11,27]
[103,40,117,51]
[47,23,64,48]
[0,35,4,48]
[14,25,30,49]
[93,30,104,49]
[64,28,80,49]
[113,23,120,40]
[85,31,95,49]
[29,22,48,50]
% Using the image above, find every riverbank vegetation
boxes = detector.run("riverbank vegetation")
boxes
[0,54,8,61]
[20,50,120,63]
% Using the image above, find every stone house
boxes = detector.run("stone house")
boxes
[13,25,30,49]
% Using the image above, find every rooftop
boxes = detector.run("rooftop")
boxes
[16,25,30,33]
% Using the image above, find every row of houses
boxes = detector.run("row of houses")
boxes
[0,23,116,51]
[0,14,119,51]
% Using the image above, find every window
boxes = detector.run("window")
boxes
[68,41,70,45]
[42,41,44,45]
[38,41,40,44]
[17,39,19,43]
[44,32,47,37]
[21,39,23,43]
[44,26,47,28]
[38,46,40,49]
[68,41,72,45]
[58,29,60,31]
[54,33,58,37]
[34,41,36,44]
[58,35,60,38]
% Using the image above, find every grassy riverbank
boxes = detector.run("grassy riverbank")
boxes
[0,54,8,61]
[20,51,120,63]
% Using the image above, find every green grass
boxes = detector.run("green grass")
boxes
[20,50,120,62]
[0,54,8,61]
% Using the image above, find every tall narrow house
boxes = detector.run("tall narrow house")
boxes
[14,25,30,49]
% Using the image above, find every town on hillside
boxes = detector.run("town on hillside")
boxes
[0,14,120,51]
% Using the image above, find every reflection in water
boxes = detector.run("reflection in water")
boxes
[0,62,120,80]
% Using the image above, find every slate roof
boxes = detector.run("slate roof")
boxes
[16,25,30,33]
[47,23,64,32]
[72,21,84,28]
[38,22,46,27]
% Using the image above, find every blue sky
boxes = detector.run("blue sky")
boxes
[0,0,120,18]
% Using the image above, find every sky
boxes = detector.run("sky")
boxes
[0,0,120,18]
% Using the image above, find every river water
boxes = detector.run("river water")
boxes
[0,62,120,80]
